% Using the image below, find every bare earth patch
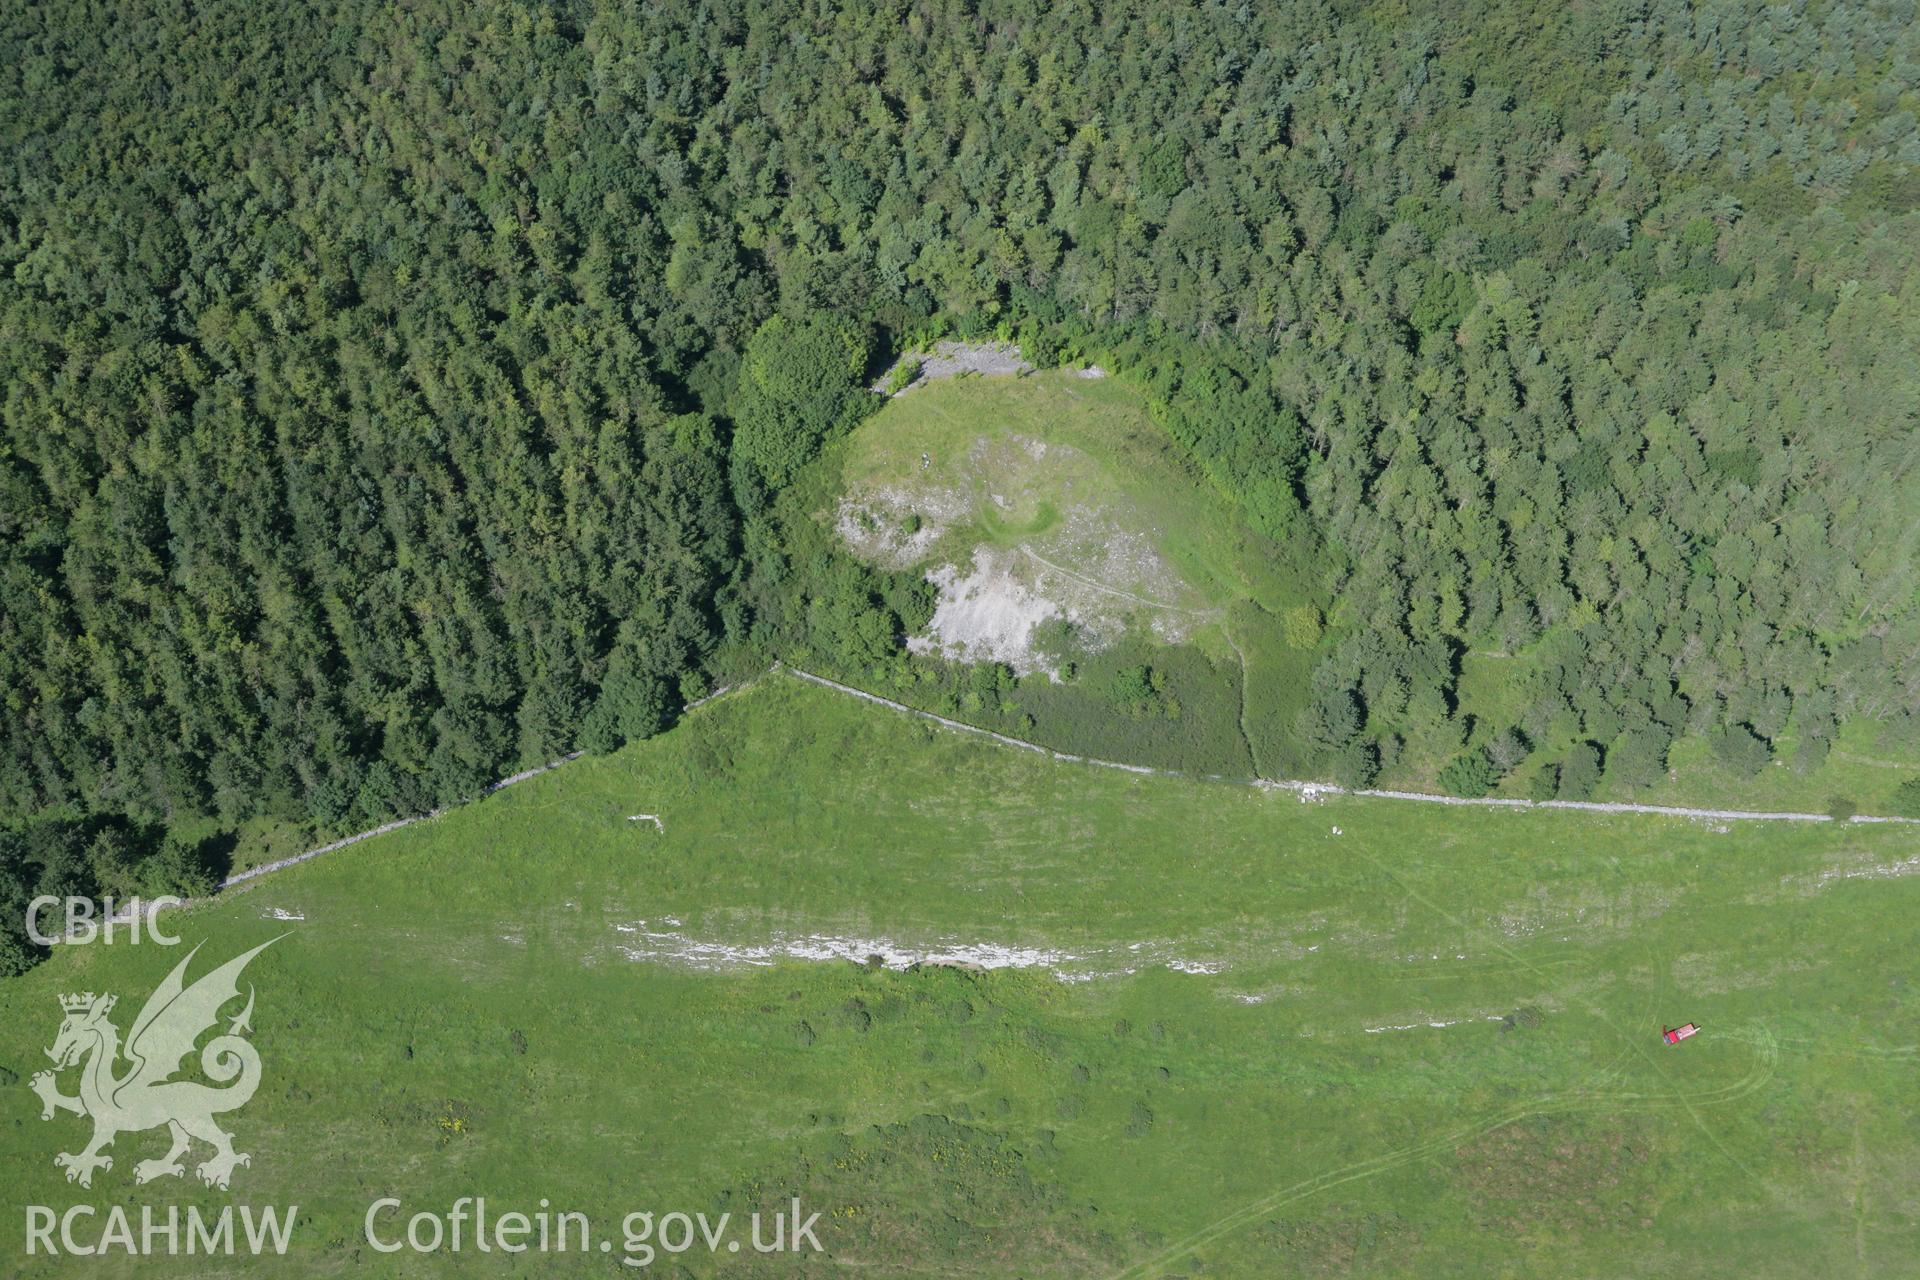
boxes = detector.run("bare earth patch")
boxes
[836,484,967,569]
[608,918,1226,981]
[907,547,1068,673]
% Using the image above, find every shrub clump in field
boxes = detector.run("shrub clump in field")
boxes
[1282,605,1323,650]
[1439,749,1502,798]
[1500,1006,1544,1033]
[1711,724,1772,777]
[1106,665,1176,718]
[883,357,922,395]
[1557,742,1603,799]
[1332,740,1381,789]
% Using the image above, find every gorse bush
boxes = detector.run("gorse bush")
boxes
[1439,751,1504,799]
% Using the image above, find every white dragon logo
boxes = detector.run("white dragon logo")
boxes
[29,937,280,1190]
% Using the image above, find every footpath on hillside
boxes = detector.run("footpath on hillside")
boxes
[775,665,1916,826]
[213,662,1917,897]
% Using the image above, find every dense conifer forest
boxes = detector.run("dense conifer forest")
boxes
[4,0,1917,962]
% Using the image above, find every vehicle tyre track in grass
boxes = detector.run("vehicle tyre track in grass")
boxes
[1111,1023,1778,1280]
[1113,832,1778,1280]
[1222,622,1259,781]
[1018,545,1218,615]
[1353,844,1780,1197]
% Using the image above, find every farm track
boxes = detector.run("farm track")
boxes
[217,663,1915,896]
[777,664,1919,826]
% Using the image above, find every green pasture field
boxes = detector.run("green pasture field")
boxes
[4,675,1917,1276]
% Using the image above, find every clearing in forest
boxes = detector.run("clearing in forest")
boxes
[842,368,1312,658]
[833,368,1323,774]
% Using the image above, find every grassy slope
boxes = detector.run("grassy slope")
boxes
[4,676,1917,1276]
